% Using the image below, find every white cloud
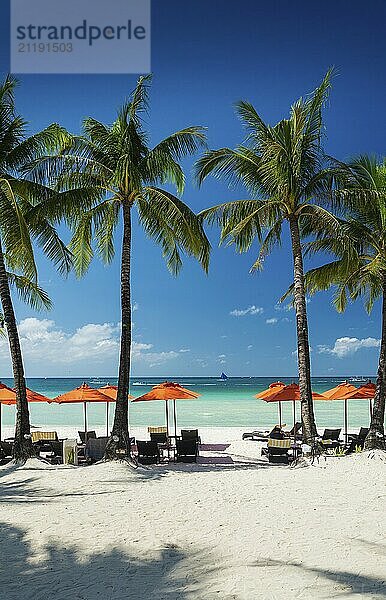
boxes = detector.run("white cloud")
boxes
[230,305,263,317]
[266,318,278,325]
[0,318,181,372]
[247,344,253,350]
[318,337,381,359]
[179,348,190,353]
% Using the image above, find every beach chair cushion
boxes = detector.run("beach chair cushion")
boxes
[31,431,58,443]
[147,426,167,434]
[267,438,292,449]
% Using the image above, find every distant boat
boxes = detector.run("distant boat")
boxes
[219,372,228,381]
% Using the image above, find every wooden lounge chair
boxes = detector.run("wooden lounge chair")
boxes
[181,429,201,444]
[265,438,292,464]
[136,440,160,465]
[176,439,198,463]
[85,437,109,462]
[78,431,97,443]
[321,428,342,450]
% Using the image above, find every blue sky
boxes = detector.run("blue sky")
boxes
[0,0,385,377]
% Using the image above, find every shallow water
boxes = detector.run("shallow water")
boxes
[0,376,378,431]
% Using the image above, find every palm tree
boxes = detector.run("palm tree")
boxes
[303,155,386,449]
[195,70,339,445]
[33,75,210,459]
[0,76,72,461]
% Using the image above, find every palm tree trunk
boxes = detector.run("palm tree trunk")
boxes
[365,276,386,450]
[0,238,34,461]
[288,215,317,445]
[105,202,132,459]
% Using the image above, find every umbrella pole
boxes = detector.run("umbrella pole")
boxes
[292,400,296,439]
[165,401,169,437]
[173,399,177,440]
[84,402,88,442]
[106,402,109,437]
[344,399,348,444]
[278,401,282,428]
[369,399,373,421]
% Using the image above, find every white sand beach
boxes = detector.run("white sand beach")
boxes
[1,427,385,600]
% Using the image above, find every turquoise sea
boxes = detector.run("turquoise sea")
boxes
[0,376,378,431]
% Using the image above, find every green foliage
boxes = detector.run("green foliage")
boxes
[332,446,346,457]
[31,75,210,277]
[196,69,339,270]
[0,76,73,306]
[303,155,386,313]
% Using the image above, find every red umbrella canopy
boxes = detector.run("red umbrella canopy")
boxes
[259,382,324,403]
[97,384,133,401]
[0,382,50,405]
[339,381,376,400]
[255,381,286,399]
[132,381,200,402]
[52,382,114,404]
[320,381,358,401]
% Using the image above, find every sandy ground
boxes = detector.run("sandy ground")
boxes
[0,428,385,600]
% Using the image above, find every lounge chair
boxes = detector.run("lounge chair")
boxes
[176,439,198,463]
[78,431,97,443]
[0,440,13,463]
[242,429,271,441]
[47,440,64,464]
[181,429,201,444]
[264,438,292,464]
[321,428,342,450]
[346,427,370,453]
[286,422,302,439]
[150,432,168,444]
[85,437,109,462]
[242,424,285,441]
[136,440,160,465]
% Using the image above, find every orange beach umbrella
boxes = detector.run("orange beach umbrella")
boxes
[255,381,286,399]
[132,381,200,438]
[52,383,114,440]
[0,382,51,440]
[338,381,375,442]
[97,384,134,435]
[318,381,358,443]
[256,382,324,429]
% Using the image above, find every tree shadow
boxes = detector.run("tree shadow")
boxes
[0,522,220,600]
[252,552,386,598]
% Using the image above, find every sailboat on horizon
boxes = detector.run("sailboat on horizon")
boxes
[219,372,228,381]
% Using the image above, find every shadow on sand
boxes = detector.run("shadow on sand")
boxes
[0,521,221,600]
[252,546,386,598]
